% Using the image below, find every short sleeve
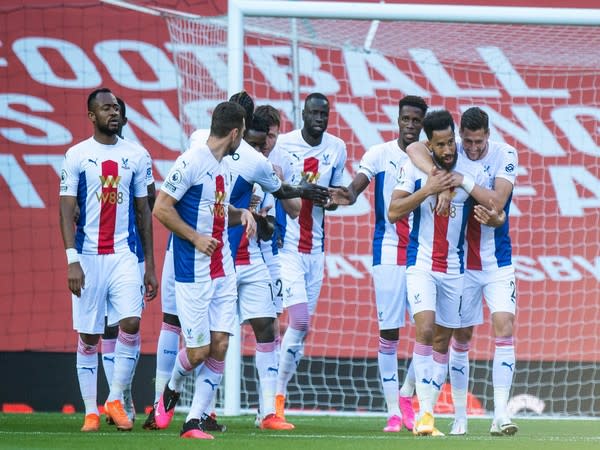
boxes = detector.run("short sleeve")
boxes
[59,150,80,196]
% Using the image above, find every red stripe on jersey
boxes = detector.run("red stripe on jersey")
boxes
[210,175,226,279]
[298,157,319,254]
[395,216,410,265]
[235,231,251,266]
[98,160,119,254]
[431,212,450,273]
[466,210,482,270]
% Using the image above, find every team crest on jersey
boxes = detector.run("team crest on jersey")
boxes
[121,157,130,170]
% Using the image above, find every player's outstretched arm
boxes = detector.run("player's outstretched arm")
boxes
[329,173,370,206]
[134,196,158,300]
[273,174,330,204]
[59,195,85,297]
[456,173,512,214]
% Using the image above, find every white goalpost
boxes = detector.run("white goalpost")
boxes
[102,0,600,419]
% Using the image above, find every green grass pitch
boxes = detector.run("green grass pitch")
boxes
[1,413,599,450]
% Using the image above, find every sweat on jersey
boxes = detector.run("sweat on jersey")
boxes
[394,153,487,274]
[461,139,517,271]
[226,140,282,266]
[60,136,151,255]
[275,129,347,254]
[160,145,234,282]
[358,139,410,266]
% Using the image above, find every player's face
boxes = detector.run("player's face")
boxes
[89,92,120,136]
[302,98,329,138]
[245,129,268,153]
[429,126,457,170]
[460,127,489,161]
[398,105,425,149]
[263,124,279,157]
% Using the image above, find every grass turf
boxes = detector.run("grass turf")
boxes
[1,413,599,450]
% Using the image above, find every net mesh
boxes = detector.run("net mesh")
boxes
[161,10,600,417]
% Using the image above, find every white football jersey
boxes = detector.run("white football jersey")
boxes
[123,137,155,263]
[227,140,282,266]
[188,128,209,152]
[461,139,518,271]
[358,139,410,266]
[160,144,234,282]
[60,137,150,255]
[395,153,487,274]
[276,129,347,254]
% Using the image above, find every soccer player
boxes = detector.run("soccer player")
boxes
[101,96,156,424]
[387,109,488,436]
[142,94,327,432]
[407,107,518,436]
[226,112,300,431]
[274,93,346,420]
[59,88,158,432]
[151,101,256,440]
[328,95,429,433]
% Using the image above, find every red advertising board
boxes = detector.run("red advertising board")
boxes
[1,1,599,362]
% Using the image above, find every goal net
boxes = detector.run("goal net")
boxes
[157,2,600,418]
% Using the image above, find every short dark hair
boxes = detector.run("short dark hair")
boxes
[87,88,113,111]
[116,97,127,120]
[460,107,489,133]
[254,105,280,128]
[210,101,246,138]
[423,109,455,140]
[249,114,269,134]
[304,92,329,107]
[399,95,428,116]
[229,91,254,128]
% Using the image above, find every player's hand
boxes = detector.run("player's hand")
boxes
[144,271,159,301]
[426,167,455,195]
[435,189,454,216]
[254,213,275,241]
[474,199,506,227]
[328,186,352,205]
[68,262,85,297]
[249,193,262,212]
[299,174,330,204]
[193,234,220,256]
[241,209,257,239]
